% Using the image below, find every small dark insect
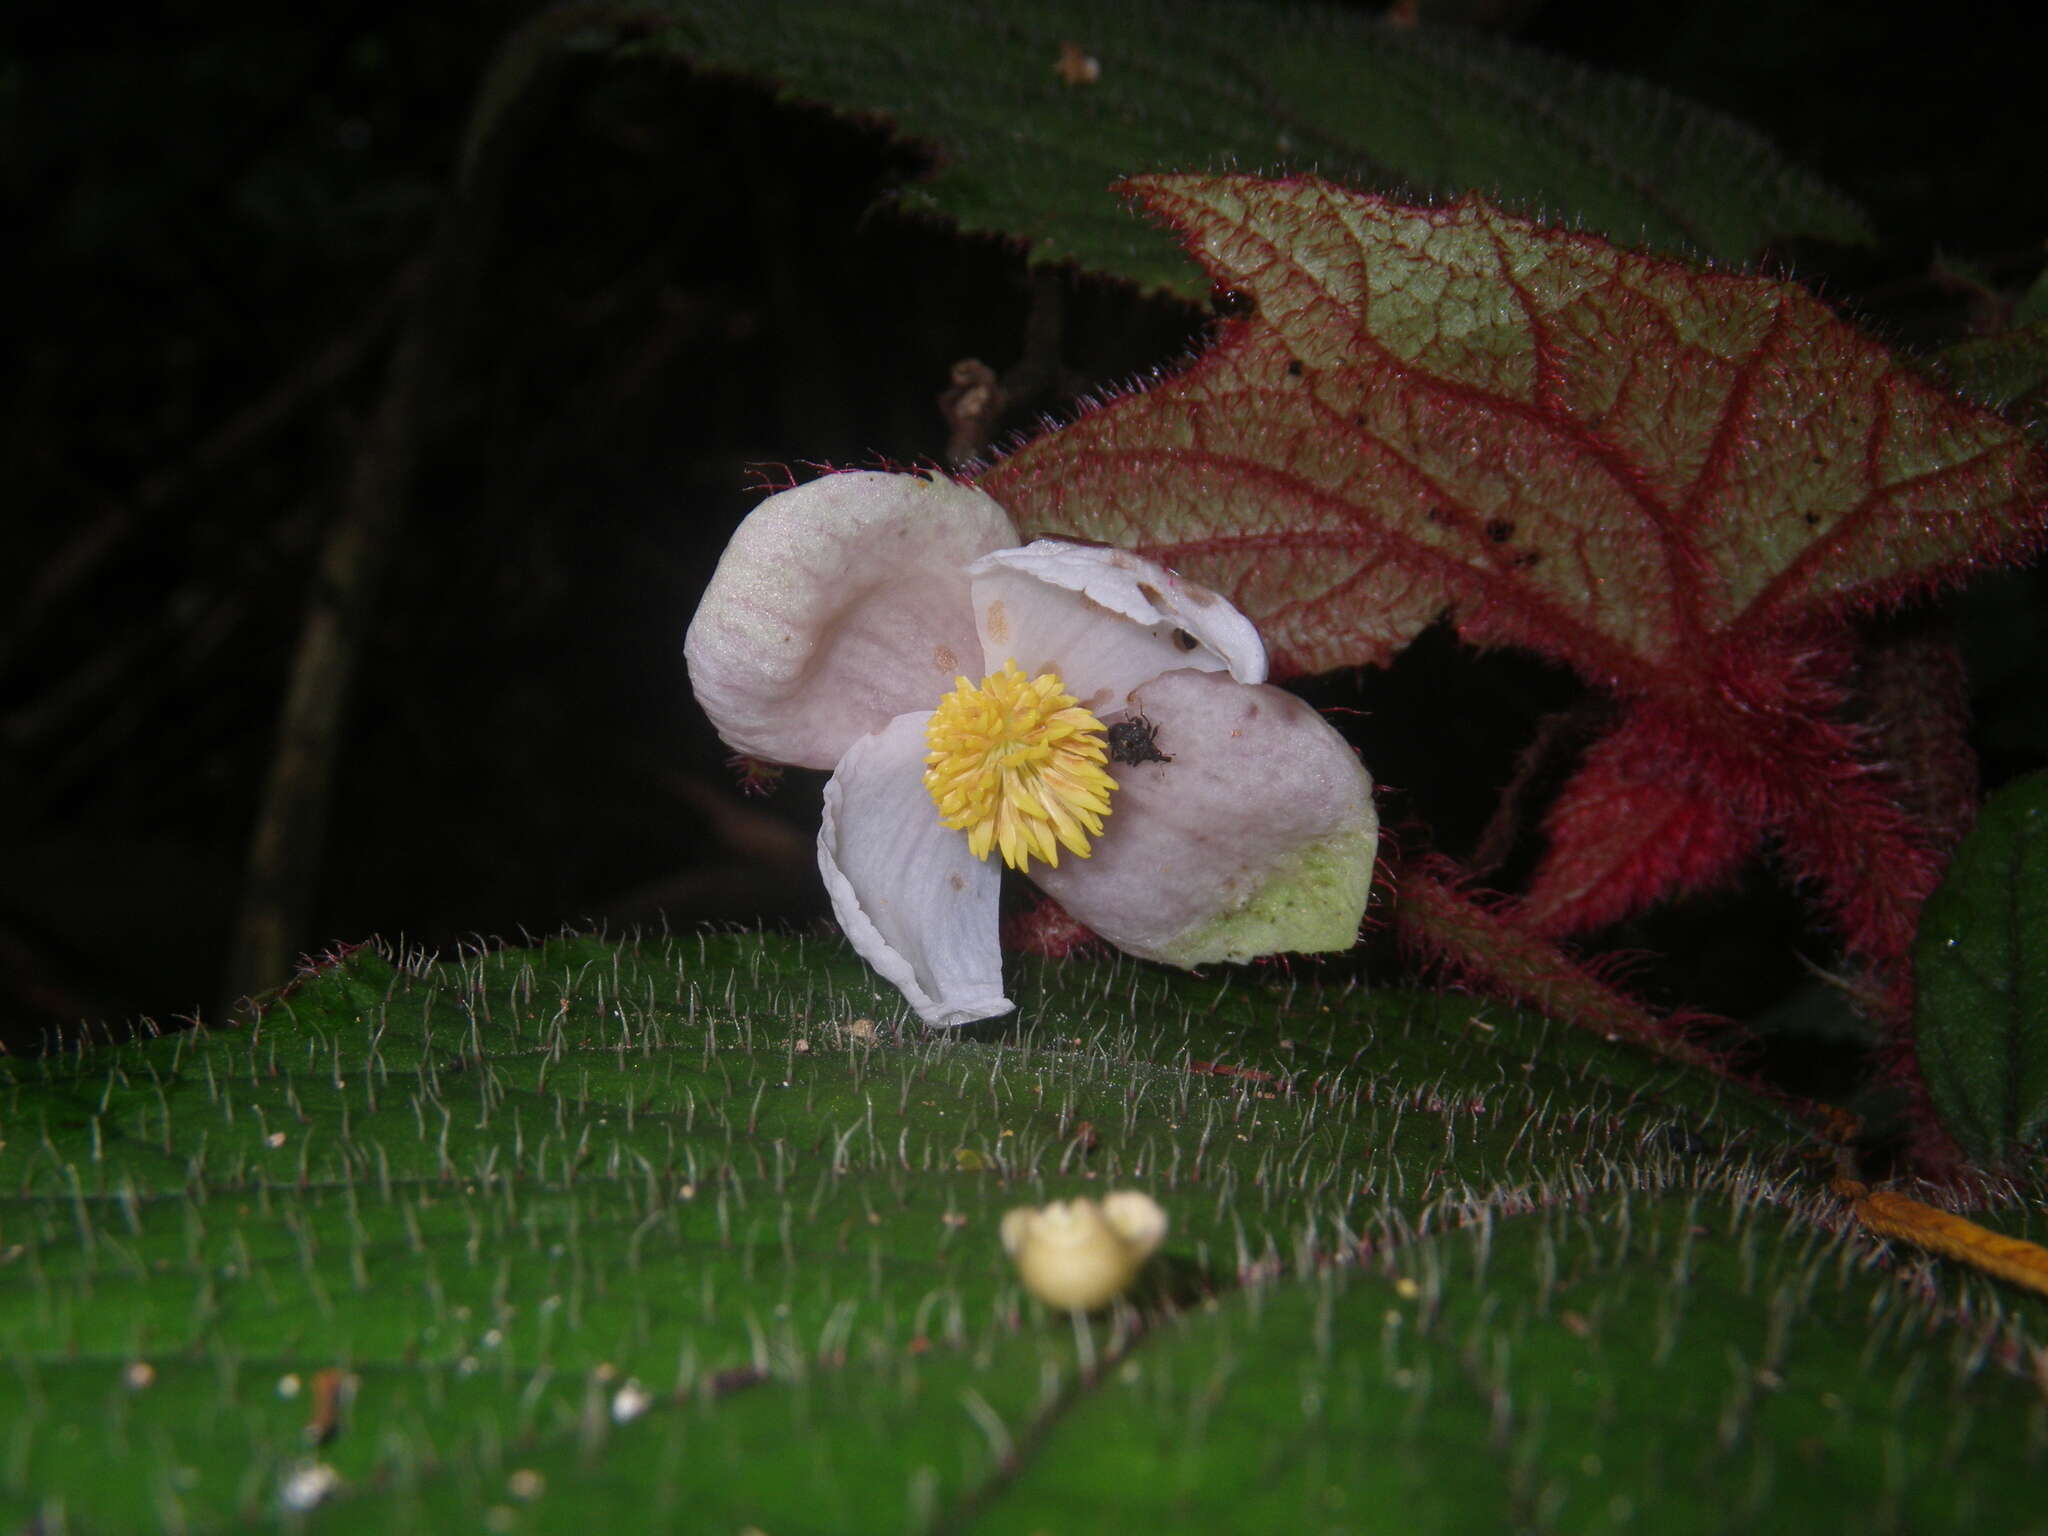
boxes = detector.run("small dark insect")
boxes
[1209,284,1256,318]
[1107,714,1173,766]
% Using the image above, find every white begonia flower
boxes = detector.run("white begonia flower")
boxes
[684,470,1378,1027]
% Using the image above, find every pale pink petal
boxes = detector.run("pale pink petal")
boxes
[686,472,1017,769]
[1032,670,1376,966]
[965,541,1266,717]
[818,712,1013,1027]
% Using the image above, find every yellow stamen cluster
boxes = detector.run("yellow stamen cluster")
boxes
[924,659,1117,872]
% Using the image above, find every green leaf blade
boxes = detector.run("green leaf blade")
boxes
[615,0,1867,294]
[977,1183,2048,1534]
[3,933,2043,1529]
[1914,770,2048,1164]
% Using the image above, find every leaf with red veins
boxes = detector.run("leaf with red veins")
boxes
[982,174,2044,681]
[979,174,2048,966]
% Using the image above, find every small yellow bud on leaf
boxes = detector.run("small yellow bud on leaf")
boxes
[1000,1190,1167,1311]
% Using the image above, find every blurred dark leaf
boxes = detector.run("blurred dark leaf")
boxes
[570,0,1873,297]
[1914,771,2048,1164]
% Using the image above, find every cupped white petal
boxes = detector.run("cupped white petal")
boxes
[966,541,1266,717]
[686,472,1017,769]
[818,711,1014,1028]
[1031,670,1376,966]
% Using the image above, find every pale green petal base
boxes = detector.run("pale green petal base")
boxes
[1156,820,1376,968]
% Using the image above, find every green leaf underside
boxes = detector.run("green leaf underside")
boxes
[610,0,1867,295]
[1915,772,2048,1164]
[3,934,2045,1531]
[982,176,2048,681]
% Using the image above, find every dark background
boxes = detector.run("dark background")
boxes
[5,0,2045,1058]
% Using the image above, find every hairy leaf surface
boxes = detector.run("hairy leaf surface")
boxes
[984,175,2043,679]
[3,935,2046,1530]
[592,0,1870,292]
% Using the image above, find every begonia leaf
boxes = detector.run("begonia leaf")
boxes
[980,175,2048,963]
[983,174,2044,681]
[11,934,2048,1530]
[566,0,1870,295]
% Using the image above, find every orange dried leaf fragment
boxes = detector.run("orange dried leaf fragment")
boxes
[1837,1179,2048,1299]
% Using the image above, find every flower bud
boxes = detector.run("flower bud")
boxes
[1000,1190,1167,1311]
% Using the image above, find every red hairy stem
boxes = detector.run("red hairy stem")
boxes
[1393,855,1734,1080]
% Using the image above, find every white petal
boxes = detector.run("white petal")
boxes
[818,711,1013,1027]
[685,472,1017,769]
[1032,670,1376,966]
[965,541,1266,718]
